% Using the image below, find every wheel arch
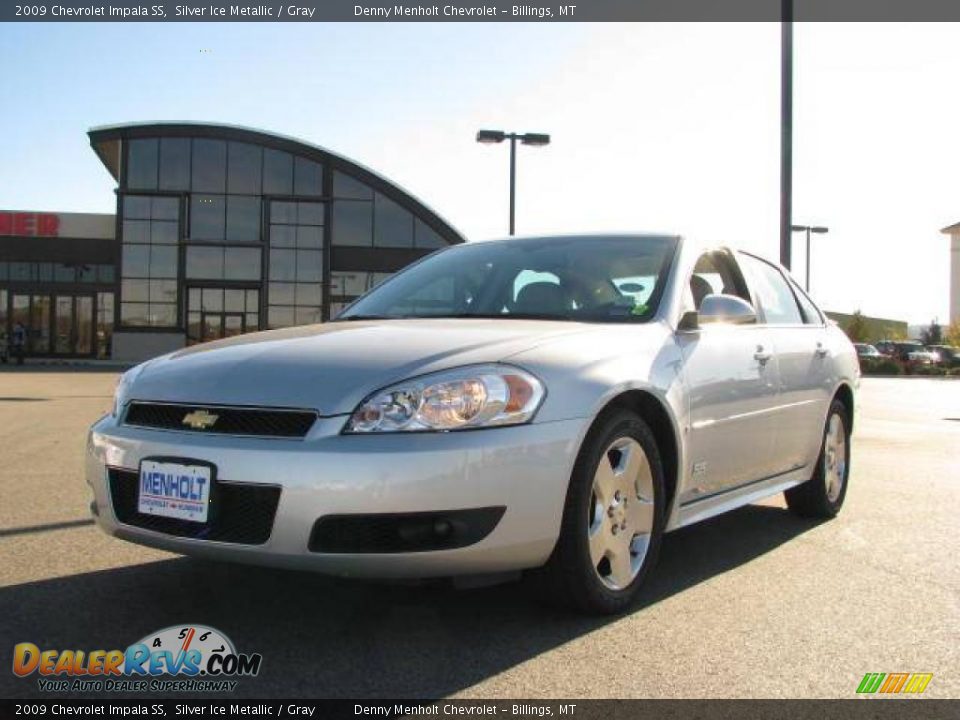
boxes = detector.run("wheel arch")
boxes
[596,389,681,522]
[833,382,855,433]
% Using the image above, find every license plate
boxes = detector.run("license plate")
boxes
[138,460,213,523]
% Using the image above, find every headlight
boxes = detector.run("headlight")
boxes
[344,364,545,433]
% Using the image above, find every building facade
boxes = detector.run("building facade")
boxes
[0,211,117,358]
[939,222,960,325]
[1,123,464,361]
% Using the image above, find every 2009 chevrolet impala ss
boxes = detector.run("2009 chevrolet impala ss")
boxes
[87,234,858,613]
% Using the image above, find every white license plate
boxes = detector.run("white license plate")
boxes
[138,460,212,523]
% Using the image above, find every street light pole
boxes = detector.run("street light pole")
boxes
[780,2,794,269]
[509,134,517,235]
[791,224,829,292]
[476,129,551,236]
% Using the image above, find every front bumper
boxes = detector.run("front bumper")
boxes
[86,413,588,578]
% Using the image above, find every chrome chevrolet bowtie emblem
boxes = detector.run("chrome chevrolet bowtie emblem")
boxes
[182,409,219,430]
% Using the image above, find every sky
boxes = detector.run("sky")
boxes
[0,22,957,325]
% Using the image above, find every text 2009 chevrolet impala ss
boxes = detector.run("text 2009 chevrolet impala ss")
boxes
[87,234,858,614]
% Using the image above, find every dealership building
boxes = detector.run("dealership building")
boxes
[0,123,464,361]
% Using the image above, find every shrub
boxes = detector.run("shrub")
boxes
[912,365,947,376]
[860,357,902,375]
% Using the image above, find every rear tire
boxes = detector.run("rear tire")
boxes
[785,399,850,518]
[541,409,665,615]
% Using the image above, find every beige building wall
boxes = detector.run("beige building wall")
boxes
[942,224,960,325]
[952,234,960,325]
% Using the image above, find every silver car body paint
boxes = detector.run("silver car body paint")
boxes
[86,235,859,577]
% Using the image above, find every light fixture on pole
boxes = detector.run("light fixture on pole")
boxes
[476,129,551,235]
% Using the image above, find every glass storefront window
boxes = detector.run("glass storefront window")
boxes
[228,142,263,195]
[192,139,227,193]
[123,195,152,219]
[121,279,148,302]
[159,138,190,191]
[294,157,323,196]
[415,219,447,249]
[54,264,75,282]
[185,287,259,345]
[185,246,223,279]
[332,200,373,246]
[150,221,178,244]
[120,194,180,328]
[269,249,296,281]
[185,246,261,281]
[127,139,158,190]
[226,196,261,242]
[263,149,293,195]
[191,195,226,240]
[149,246,178,278]
[333,171,373,200]
[96,292,114,358]
[10,263,32,281]
[374,193,414,248]
[329,271,393,309]
[30,295,51,353]
[76,265,97,283]
[121,245,150,277]
[225,248,261,281]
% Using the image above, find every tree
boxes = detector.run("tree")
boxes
[845,310,869,343]
[944,319,960,347]
[919,319,942,346]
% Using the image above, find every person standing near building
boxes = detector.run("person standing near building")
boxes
[12,321,26,365]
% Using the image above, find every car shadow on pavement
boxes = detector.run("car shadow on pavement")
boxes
[0,504,823,699]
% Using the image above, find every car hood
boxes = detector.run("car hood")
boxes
[127,319,594,415]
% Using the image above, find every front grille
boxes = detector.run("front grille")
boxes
[124,402,317,438]
[108,468,281,545]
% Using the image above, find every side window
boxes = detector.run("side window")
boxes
[789,280,823,325]
[738,254,804,325]
[688,251,750,310]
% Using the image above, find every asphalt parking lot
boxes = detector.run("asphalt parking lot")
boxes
[0,370,957,699]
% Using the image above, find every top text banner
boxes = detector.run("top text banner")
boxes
[5,0,960,22]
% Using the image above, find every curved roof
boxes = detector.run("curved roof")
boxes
[87,121,465,245]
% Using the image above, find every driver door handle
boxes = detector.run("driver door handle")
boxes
[754,345,773,364]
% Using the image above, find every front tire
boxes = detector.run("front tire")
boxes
[785,399,851,518]
[542,409,665,614]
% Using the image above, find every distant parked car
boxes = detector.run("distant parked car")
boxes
[891,342,934,364]
[928,345,960,368]
[874,340,896,357]
[853,343,882,359]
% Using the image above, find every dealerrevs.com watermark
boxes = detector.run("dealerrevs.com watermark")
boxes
[12,624,262,694]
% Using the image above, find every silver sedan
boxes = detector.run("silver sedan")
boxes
[87,234,858,614]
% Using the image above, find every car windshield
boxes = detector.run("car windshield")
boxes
[336,236,678,323]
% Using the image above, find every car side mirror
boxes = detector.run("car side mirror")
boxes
[697,294,758,326]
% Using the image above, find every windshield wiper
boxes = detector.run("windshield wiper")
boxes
[337,312,577,322]
[422,312,575,321]
[335,314,400,321]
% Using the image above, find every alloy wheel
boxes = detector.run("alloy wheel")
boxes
[587,437,655,590]
[824,413,847,503]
